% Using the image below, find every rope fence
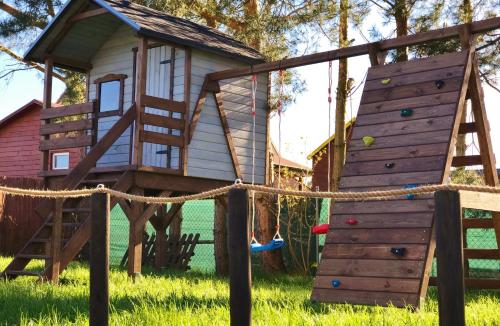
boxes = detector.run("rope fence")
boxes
[1,182,500,203]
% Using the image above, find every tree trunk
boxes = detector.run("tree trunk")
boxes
[256,194,286,273]
[394,0,409,62]
[214,195,229,276]
[331,0,349,192]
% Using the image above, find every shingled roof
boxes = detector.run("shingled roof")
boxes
[25,0,265,65]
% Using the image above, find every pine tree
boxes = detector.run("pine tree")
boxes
[0,0,85,103]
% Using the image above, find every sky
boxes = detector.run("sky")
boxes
[0,6,499,168]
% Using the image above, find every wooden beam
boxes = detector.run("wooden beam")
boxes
[69,8,108,23]
[460,191,500,212]
[89,192,110,326]
[451,155,482,167]
[140,130,184,147]
[141,112,184,130]
[40,119,93,135]
[434,190,465,326]
[134,37,148,167]
[188,76,209,143]
[134,171,231,193]
[141,95,186,113]
[464,248,500,259]
[207,17,500,81]
[128,189,144,278]
[213,88,243,180]
[40,102,95,119]
[134,191,172,231]
[227,189,251,326]
[39,135,93,151]
[430,277,500,289]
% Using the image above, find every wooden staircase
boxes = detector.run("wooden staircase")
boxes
[1,105,137,281]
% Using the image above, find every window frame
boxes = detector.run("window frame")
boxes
[94,74,127,118]
[52,152,70,170]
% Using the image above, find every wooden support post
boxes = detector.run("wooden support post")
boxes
[133,37,148,167]
[90,192,110,326]
[214,195,229,276]
[128,206,144,278]
[41,57,53,172]
[154,207,167,270]
[227,188,251,326]
[435,190,465,326]
[48,199,63,282]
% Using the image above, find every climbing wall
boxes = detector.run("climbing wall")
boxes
[311,51,472,308]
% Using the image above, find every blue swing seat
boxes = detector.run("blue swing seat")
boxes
[251,238,285,253]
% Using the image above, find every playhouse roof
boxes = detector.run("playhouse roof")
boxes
[271,143,310,172]
[25,0,265,67]
[307,117,356,160]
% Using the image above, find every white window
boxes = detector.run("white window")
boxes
[52,152,70,170]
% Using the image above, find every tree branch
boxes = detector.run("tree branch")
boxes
[0,44,65,81]
[480,71,500,93]
[0,1,47,29]
[476,35,500,51]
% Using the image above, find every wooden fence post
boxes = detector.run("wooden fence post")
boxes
[90,193,110,326]
[435,190,465,326]
[227,188,251,326]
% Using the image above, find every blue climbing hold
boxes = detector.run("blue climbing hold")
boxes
[331,280,341,288]
[405,184,418,200]
[391,247,406,257]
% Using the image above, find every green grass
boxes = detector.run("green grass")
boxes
[1,257,500,325]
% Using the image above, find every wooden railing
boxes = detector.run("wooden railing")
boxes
[139,94,187,170]
[39,102,95,152]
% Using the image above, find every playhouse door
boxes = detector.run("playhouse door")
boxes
[142,45,183,169]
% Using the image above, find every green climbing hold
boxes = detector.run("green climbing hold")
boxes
[401,108,413,117]
[362,136,375,147]
[381,78,391,85]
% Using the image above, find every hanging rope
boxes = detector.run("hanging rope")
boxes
[327,61,333,193]
[275,69,285,239]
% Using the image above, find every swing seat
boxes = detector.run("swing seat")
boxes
[312,223,329,234]
[251,238,285,253]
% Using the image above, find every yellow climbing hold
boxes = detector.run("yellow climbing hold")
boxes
[362,136,375,147]
[381,78,391,85]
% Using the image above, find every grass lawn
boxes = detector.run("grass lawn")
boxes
[1,257,500,325]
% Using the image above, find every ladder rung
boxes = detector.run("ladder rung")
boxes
[4,270,42,277]
[464,248,500,259]
[463,218,493,229]
[452,155,482,167]
[17,254,50,259]
[458,122,477,134]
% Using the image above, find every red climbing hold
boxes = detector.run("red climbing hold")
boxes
[312,223,329,234]
[345,217,358,225]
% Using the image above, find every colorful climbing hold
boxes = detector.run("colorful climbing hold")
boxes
[362,136,375,147]
[405,183,418,200]
[312,223,329,234]
[345,217,358,225]
[331,280,341,288]
[385,162,395,169]
[391,247,406,257]
[435,80,445,89]
[400,108,413,117]
[381,78,391,85]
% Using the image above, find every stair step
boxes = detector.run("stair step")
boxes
[46,222,81,227]
[31,238,51,243]
[4,270,42,277]
[17,254,50,259]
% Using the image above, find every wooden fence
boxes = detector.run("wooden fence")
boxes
[0,176,44,255]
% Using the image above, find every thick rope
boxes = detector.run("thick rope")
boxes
[1,183,500,204]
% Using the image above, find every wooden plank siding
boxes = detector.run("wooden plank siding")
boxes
[187,50,268,184]
[311,51,470,308]
[88,25,135,168]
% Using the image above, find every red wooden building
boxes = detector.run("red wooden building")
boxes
[0,100,83,178]
[307,118,355,191]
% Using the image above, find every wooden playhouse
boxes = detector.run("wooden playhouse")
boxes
[1,0,270,280]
